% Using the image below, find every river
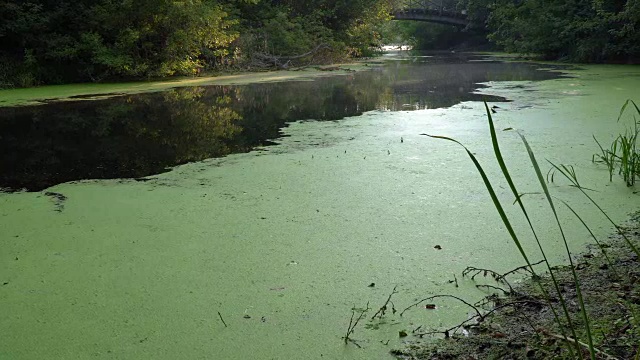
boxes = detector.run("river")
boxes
[1,52,638,359]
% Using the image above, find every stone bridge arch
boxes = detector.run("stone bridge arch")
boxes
[391,0,469,27]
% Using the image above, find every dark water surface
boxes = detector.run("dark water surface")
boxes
[0,53,571,191]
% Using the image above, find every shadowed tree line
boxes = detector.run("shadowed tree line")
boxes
[383,0,640,62]
[0,0,393,87]
[458,0,640,62]
[1,0,636,88]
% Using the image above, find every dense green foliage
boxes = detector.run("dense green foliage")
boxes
[0,0,391,87]
[460,0,640,62]
[3,0,638,87]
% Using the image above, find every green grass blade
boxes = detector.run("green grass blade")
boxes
[484,103,538,272]
[631,99,640,115]
[519,136,596,360]
[421,133,534,268]
[483,103,579,355]
[592,135,614,181]
[618,100,631,122]
[557,198,619,279]
[618,99,640,122]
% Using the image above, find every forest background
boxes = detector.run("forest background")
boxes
[1,0,639,88]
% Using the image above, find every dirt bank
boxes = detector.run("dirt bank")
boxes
[393,212,640,359]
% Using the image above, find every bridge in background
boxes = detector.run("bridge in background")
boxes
[391,0,469,27]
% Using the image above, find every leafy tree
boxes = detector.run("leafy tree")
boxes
[462,0,640,62]
[0,0,396,87]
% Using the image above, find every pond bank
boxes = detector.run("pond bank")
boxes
[0,63,374,108]
[393,212,640,359]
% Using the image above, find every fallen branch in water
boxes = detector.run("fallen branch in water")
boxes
[343,302,370,347]
[462,260,545,293]
[217,311,228,327]
[371,285,399,320]
[400,294,483,319]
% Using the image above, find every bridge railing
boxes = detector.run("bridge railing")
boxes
[392,0,461,15]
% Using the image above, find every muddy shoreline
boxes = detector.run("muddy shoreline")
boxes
[393,212,640,359]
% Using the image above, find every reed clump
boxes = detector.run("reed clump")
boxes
[593,100,640,187]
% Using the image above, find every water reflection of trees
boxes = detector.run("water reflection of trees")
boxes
[1,80,388,191]
[0,58,566,191]
[0,87,243,191]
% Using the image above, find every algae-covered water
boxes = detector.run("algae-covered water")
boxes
[1,54,639,359]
